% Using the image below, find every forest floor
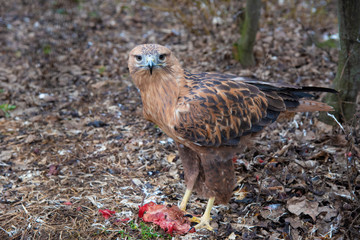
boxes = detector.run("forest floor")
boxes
[0,0,359,239]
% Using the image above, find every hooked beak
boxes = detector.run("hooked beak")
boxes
[145,56,155,75]
[148,61,153,75]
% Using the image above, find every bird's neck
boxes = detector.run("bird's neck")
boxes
[137,69,184,131]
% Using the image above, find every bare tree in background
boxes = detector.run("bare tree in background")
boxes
[234,0,261,67]
[324,0,360,123]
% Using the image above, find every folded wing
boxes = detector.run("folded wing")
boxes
[173,72,336,147]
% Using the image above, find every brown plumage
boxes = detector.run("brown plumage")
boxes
[128,44,337,231]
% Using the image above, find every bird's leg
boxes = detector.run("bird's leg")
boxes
[180,189,203,223]
[179,188,192,211]
[192,197,215,231]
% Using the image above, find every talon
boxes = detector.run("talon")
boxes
[190,221,197,227]
[184,214,201,223]
[193,218,214,232]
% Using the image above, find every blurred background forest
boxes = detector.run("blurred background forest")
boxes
[0,0,359,239]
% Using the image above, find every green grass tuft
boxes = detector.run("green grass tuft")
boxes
[98,66,106,75]
[120,221,172,240]
[0,103,16,118]
[43,44,52,55]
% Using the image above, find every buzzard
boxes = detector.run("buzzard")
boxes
[128,44,336,231]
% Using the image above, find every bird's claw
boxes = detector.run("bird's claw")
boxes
[193,217,214,232]
[184,214,201,223]
[188,225,217,233]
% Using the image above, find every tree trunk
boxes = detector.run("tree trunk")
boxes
[234,0,261,68]
[323,0,360,123]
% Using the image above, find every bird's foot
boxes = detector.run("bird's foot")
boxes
[185,214,214,232]
[185,197,216,232]
[194,216,214,231]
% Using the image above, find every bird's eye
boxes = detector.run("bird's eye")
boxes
[158,54,166,61]
[135,55,142,62]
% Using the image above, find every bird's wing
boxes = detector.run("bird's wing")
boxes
[173,72,335,147]
[173,72,274,147]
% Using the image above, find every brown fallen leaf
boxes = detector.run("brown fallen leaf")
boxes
[0,150,12,161]
[167,153,176,163]
[286,196,319,221]
[318,206,338,222]
[314,120,333,133]
[25,134,37,144]
[233,186,248,201]
[285,216,303,229]
[307,150,330,161]
[261,204,285,221]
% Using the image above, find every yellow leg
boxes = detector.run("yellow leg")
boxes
[179,188,192,211]
[193,197,215,231]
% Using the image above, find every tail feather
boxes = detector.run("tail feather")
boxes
[289,86,338,94]
[241,80,336,135]
[245,81,337,113]
[287,100,334,112]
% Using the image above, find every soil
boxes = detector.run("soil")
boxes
[0,0,359,239]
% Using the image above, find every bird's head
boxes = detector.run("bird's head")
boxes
[128,44,180,84]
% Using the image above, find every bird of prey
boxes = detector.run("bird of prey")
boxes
[128,44,336,231]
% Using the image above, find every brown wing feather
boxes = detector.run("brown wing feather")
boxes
[172,72,336,147]
[173,72,268,147]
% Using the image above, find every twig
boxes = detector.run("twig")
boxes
[348,206,360,234]
[327,113,345,133]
